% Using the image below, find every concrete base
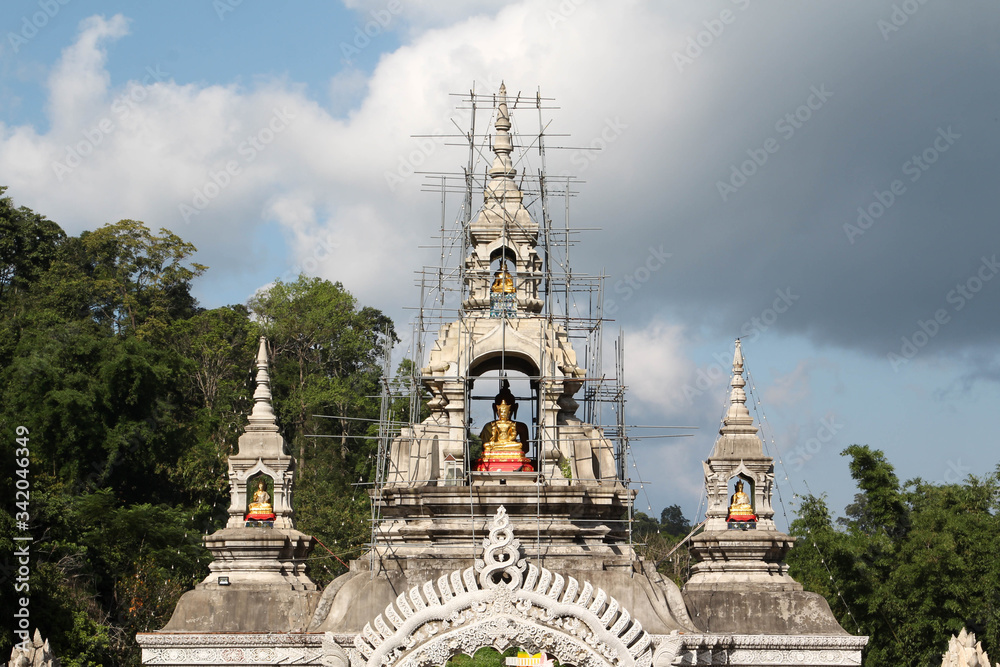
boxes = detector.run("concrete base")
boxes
[683,589,851,636]
[161,587,320,633]
[158,525,321,634]
[373,484,634,559]
[686,529,802,592]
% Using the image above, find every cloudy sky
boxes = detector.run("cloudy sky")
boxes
[2,0,998,527]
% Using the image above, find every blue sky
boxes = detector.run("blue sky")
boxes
[2,0,999,528]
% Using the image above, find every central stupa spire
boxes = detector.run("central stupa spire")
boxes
[485,83,520,203]
[465,83,542,314]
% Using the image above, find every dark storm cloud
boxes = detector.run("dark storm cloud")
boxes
[572,1,1000,362]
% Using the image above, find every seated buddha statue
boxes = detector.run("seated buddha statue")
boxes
[474,379,534,473]
[491,260,516,294]
[726,479,756,521]
[246,479,275,520]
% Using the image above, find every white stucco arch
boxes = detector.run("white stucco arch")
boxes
[239,458,280,485]
[351,508,652,667]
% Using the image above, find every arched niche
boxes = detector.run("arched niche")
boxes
[488,248,518,319]
[246,472,274,511]
[468,352,541,469]
[489,244,519,266]
[727,473,755,514]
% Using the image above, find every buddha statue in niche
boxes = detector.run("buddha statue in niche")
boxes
[726,479,757,522]
[246,478,275,520]
[489,259,517,318]
[474,379,534,473]
[491,259,516,294]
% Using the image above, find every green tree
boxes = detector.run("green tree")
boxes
[166,306,256,510]
[787,447,1000,666]
[247,276,397,582]
[0,187,65,311]
[247,276,395,472]
[0,195,218,664]
[79,219,206,339]
[660,504,692,537]
[631,505,696,588]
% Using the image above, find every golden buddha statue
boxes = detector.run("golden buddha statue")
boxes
[247,479,273,516]
[727,479,756,521]
[475,379,534,472]
[491,260,516,294]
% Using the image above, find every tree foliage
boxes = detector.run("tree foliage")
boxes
[632,505,697,588]
[0,191,397,665]
[787,445,1000,666]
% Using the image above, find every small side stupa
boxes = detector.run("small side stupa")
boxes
[155,337,319,632]
[684,340,849,635]
[7,629,59,667]
[941,628,999,667]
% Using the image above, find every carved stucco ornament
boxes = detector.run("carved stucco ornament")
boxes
[351,507,652,667]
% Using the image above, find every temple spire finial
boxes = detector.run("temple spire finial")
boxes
[247,336,279,432]
[722,338,754,431]
[489,82,515,181]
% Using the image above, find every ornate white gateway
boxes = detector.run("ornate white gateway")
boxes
[351,507,651,667]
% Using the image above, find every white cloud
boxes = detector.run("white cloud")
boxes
[0,3,690,313]
[622,319,695,416]
[46,14,130,127]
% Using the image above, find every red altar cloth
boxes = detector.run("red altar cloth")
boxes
[475,456,535,473]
